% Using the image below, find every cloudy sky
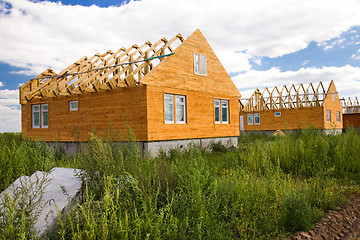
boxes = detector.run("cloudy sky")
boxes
[1,0,360,132]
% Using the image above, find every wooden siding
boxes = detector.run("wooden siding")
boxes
[141,29,241,98]
[241,107,325,131]
[146,85,239,141]
[343,113,360,128]
[22,86,148,141]
[322,80,343,130]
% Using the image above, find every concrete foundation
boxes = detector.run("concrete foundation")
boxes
[241,129,343,136]
[141,136,238,157]
[47,136,239,157]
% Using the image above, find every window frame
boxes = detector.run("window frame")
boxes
[32,104,40,129]
[254,113,260,125]
[336,111,340,123]
[194,52,207,76]
[247,114,253,125]
[221,100,229,124]
[176,95,186,124]
[41,104,48,128]
[274,112,281,117]
[326,110,331,123]
[214,99,221,123]
[164,94,174,124]
[69,100,78,111]
[214,99,229,124]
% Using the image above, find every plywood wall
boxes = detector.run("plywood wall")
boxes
[322,80,343,130]
[22,86,148,141]
[241,107,325,131]
[343,114,360,128]
[146,85,239,141]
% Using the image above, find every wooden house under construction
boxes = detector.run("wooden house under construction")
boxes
[341,97,360,130]
[239,81,343,134]
[20,29,241,155]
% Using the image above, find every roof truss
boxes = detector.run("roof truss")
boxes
[341,97,360,114]
[20,34,184,104]
[240,82,329,112]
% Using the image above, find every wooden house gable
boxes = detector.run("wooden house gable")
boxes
[141,29,241,97]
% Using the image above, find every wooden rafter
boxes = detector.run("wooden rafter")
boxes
[240,82,332,112]
[341,97,360,114]
[20,34,184,104]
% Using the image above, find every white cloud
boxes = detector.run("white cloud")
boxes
[1,0,360,75]
[0,81,3,87]
[0,89,20,132]
[234,65,360,98]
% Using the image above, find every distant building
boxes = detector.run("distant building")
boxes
[341,97,360,131]
[20,29,241,155]
[239,81,343,134]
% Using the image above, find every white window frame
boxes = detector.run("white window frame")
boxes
[176,95,186,124]
[247,113,253,125]
[254,113,260,125]
[32,104,40,128]
[332,92,335,101]
[336,111,340,123]
[41,104,48,128]
[274,112,281,117]
[326,110,331,123]
[69,100,78,111]
[164,94,174,124]
[194,53,207,76]
[214,99,221,123]
[221,100,229,124]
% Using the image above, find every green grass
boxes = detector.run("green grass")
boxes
[1,130,360,239]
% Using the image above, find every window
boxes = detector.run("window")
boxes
[69,100,78,111]
[274,112,281,117]
[214,99,221,123]
[32,105,40,128]
[222,100,229,123]
[215,99,229,124]
[164,94,186,124]
[336,111,340,123]
[332,92,335,101]
[32,103,48,128]
[164,94,174,123]
[254,113,260,125]
[176,95,186,123]
[326,110,331,123]
[194,53,207,75]
[247,113,253,125]
[41,104,48,128]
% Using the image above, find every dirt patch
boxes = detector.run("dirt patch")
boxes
[285,196,360,240]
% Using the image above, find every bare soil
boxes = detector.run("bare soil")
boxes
[285,196,360,240]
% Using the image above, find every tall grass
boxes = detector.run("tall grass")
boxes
[1,130,360,239]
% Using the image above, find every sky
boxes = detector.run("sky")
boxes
[1,0,360,132]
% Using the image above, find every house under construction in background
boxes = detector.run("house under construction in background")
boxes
[20,29,241,155]
[239,80,343,135]
[341,97,360,130]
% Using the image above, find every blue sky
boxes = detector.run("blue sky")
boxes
[1,0,360,132]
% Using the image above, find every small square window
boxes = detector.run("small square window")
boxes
[69,100,78,111]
